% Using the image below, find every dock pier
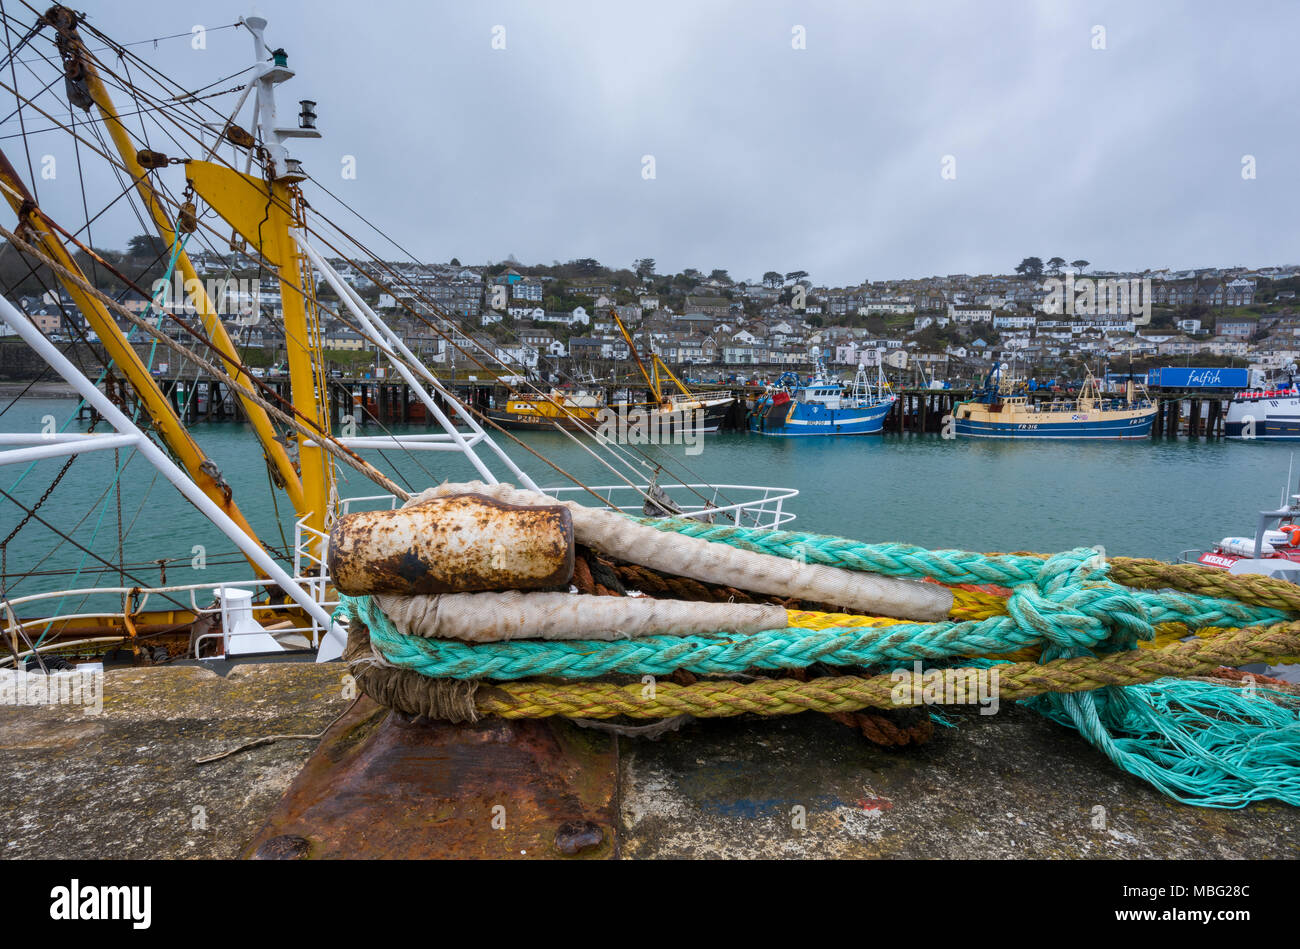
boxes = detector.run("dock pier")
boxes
[71,371,1241,439]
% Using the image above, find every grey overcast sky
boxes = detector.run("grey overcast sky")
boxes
[7,0,1299,286]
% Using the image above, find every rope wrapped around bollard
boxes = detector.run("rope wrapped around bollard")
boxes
[329,485,1300,807]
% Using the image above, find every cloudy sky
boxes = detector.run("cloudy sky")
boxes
[5,0,1298,286]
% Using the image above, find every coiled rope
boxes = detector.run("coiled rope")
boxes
[337,517,1300,808]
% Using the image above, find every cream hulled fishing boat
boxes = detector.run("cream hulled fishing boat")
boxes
[954,366,1156,439]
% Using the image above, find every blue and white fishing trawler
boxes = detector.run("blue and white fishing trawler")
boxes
[748,362,896,436]
[954,365,1156,439]
[1225,367,1300,440]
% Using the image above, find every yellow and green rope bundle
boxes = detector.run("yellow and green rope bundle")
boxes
[335,516,1300,809]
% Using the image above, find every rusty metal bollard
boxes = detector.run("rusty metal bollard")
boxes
[328,493,574,595]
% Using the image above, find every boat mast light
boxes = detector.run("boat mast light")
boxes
[242,16,318,179]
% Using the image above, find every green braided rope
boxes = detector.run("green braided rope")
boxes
[345,572,1287,681]
[633,516,1051,585]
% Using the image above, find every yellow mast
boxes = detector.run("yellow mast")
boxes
[610,308,664,404]
[184,160,333,542]
[610,308,698,402]
[651,352,695,399]
[43,6,307,515]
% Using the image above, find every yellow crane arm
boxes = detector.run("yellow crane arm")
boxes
[609,308,662,403]
[653,353,694,398]
[0,150,267,559]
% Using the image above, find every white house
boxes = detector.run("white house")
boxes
[947,304,993,323]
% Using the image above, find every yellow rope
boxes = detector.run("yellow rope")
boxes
[786,610,908,630]
[948,587,1008,621]
[475,621,1300,719]
[788,587,1008,632]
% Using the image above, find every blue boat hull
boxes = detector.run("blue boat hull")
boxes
[1225,419,1300,439]
[749,398,895,436]
[955,414,1154,439]
[1225,397,1300,439]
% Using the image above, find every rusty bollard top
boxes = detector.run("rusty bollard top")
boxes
[328,493,575,596]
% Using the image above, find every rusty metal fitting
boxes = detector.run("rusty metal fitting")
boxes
[328,493,574,596]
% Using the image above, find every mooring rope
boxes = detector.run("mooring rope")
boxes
[340,504,1300,807]
[342,548,1288,681]
[1110,557,1300,613]
[633,518,1052,585]
[468,623,1300,719]
[343,592,1287,681]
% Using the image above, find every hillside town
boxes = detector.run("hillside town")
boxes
[7,245,1300,381]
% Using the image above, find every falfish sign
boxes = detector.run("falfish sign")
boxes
[1150,367,1250,389]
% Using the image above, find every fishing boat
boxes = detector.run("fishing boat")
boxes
[954,366,1156,439]
[748,362,896,436]
[0,8,796,667]
[486,310,733,433]
[1225,367,1300,440]
[485,387,606,431]
[1179,465,1300,579]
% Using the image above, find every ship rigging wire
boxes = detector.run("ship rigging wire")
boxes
[0,3,780,627]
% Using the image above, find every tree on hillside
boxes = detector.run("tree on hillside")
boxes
[1047,256,1066,274]
[450,257,461,267]
[1070,259,1089,273]
[784,269,809,284]
[634,258,656,278]
[763,271,783,289]
[709,268,731,284]
[1015,257,1044,279]
[127,233,167,258]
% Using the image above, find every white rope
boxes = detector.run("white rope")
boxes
[406,482,954,622]
[374,589,788,642]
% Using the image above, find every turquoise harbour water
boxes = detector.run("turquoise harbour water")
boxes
[5,395,1300,608]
